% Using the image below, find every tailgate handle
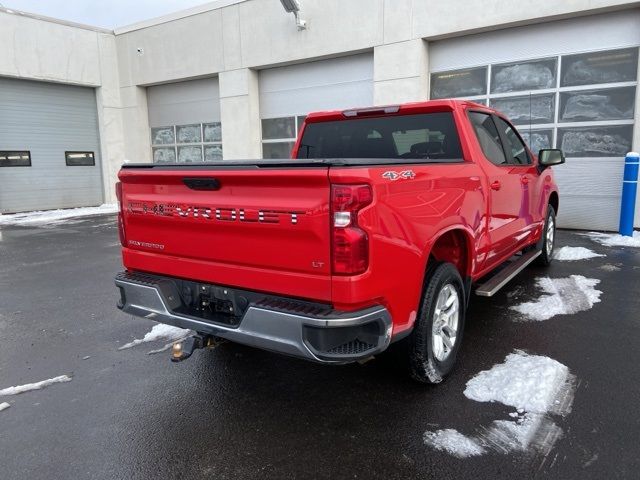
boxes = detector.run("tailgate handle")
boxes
[183,177,221,191]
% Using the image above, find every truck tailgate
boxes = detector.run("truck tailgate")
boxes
[118,167,332,302]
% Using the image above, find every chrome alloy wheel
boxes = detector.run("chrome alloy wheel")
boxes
[431,283,460,362]
[546,214,555,256]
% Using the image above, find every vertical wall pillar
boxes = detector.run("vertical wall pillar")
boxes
[95,33,126,204]
[96,33,151,204]
[373,39,429,106]
[219,68,262,159]
[119,86,151,164]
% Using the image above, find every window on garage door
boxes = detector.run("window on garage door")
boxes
[0,151,31,167]
[151,122,222,163]
[430,47,637,157]
[65,152,95,166]
[261,116,306,159]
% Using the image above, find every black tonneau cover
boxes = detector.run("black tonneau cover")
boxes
[121,158,464,169]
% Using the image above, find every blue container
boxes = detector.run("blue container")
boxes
[619,152,639,236]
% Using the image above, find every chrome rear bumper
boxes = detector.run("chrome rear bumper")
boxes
[115,271,392,364]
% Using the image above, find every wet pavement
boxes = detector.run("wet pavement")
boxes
[0,215,639,479]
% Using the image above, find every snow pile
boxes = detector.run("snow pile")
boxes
[119,323,192,350]
[0,402,10,412]
[553,246,604,261]
[424,351,575,458]
[510,275,602,321]
[423,429,485,458]
[599,264,621,272]
[0,204,117,226]
[464,351,574,415]
[0,375,72,396]
[584,231,640,248]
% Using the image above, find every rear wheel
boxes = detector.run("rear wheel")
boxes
[536,205,556,266]
[408,262,466,384]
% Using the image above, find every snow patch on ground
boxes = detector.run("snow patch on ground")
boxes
[584,231,640,248]
[510,275,602,321]
[480,414,563,456]
[119,323,192,350]
[424,351,576,459]
[464,351,575,416]
[0,375,72,396]
[423,429,486,458]
[0,402,10,411]
[553,246,604,261]
[0,204,117,226]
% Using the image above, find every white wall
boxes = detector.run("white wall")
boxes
[0,9,125,203]
[1,0,639,222]
[0,10,102,86]
[113,0,640,183]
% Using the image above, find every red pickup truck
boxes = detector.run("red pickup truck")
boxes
[115,100,564,383]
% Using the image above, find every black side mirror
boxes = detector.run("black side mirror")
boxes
[538,149,565,167]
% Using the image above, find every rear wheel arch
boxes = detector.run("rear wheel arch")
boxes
[425,228,474,279]
[549,191,559,215]
[423,228,475,305]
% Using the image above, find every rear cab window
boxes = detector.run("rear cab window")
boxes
[296,112,463,161]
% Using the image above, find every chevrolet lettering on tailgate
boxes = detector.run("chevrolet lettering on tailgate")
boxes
[127,202,304,224]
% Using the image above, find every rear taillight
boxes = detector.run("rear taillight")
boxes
[331,184,372,275]
[115,181,126,247]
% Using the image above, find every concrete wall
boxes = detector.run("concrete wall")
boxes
[1,0,640,216]
[113,0,640,170]
[0,9,124,203]
[0,10,102,86]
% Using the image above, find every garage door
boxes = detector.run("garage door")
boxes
[147,77,222,163]
[0,77,103,214]
[259,53,374,158]
[429,10,640,230]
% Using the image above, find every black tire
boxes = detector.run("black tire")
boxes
[536,205,556,266]
[408,262,466,384]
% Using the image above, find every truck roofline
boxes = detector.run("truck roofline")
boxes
[304,99,493,123]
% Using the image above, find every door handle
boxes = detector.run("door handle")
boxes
[520,176,529,185]
[490,181,501,191]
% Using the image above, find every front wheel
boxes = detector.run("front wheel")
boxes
[408,262,466,384]
[536,205,556,266]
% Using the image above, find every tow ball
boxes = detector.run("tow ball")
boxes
[171,334,225,362]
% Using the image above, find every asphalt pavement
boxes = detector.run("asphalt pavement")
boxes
[0,215,639,479]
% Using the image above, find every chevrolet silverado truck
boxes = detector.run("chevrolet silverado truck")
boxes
[114,100,564,384]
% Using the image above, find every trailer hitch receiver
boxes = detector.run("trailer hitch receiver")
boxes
[171,335,225,362]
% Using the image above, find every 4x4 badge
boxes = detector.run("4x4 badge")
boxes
[382,170,416,181]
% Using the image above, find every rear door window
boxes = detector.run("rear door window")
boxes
[468,112,507,165]
[297,112,462,161]
[493,116,532,165]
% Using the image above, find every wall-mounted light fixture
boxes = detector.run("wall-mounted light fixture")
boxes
[279,0,307,30]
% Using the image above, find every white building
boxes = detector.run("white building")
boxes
[0,0,639,230]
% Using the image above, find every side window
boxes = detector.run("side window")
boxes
[468,112,507,165]
[494,117,531,165]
